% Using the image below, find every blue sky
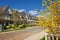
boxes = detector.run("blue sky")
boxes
[0,0,42,16]
[0,0,42,11]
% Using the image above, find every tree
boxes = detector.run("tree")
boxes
[38,0,60,34]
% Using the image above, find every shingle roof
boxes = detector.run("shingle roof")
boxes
[0,7,4,14]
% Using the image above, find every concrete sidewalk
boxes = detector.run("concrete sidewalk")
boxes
[24,30,45,40]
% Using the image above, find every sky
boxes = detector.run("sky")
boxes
[0,0,42,16]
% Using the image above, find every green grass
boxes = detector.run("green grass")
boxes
[40,36,45,40]
[4,29,15,32]
[3,24,35,32]
[4,25,24,32]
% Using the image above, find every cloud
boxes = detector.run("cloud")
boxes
[29,10,38,15]
[13,9,26,12]
[18,9,26,12]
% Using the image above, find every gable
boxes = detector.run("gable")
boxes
[0,7,4,14]
[5,7,12,14]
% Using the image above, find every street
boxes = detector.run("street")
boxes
[0,26,44,40]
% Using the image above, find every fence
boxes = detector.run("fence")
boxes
[45,33,60,40]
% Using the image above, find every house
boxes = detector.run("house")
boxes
[18,12,38,25]
[17,11,38,25]
[0,5,13,31]
[12,10,22,25]
[0,5,24,31]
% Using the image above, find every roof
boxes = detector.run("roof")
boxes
[0,5,12,15]
[0,7,4,14]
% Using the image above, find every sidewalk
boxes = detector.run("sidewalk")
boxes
[24,30,45,40]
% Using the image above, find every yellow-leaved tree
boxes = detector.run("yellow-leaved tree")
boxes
[38,0,60,34]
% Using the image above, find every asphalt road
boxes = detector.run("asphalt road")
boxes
[0,26,44,40]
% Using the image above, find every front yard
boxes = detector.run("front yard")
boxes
[3,24,35,32]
